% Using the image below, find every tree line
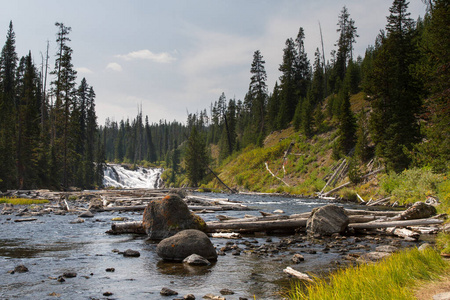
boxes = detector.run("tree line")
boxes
[1,0,447,190]
[0,22,104,191]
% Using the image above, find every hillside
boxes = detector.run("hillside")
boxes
[204,93,381,200]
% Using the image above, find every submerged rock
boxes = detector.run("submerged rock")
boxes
[142,194,206,239]
[183,254,211,266]
[156,229,217,262]
[123,249,140,257]
[306,204,349,236]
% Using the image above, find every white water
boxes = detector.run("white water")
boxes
[103,164,163,189]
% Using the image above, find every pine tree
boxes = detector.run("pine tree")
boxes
[185,126,208,187]
[335,90,356,157]
[370,0,421,172]
[50,22,77,187]
[0,21,18,189]
[294,27,310,100]
[335,6,359,84]
[248,50,268,144]
[412,0,450,172]
[277,38,297,128]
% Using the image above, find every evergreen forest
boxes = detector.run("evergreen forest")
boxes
[0,0,448,192]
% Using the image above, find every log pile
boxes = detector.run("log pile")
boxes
[108,202,445,238]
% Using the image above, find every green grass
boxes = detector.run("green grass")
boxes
[288,247,449,300]
[0,197,50,205]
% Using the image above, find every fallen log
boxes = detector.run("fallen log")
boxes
[103,205,147,212]
[283,267,314,282]
[206,218,307,233]
[107,221,145,234]
[349,218,443,229]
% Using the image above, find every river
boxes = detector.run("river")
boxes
[0,192,421,300]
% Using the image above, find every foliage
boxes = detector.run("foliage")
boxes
[289,247,449,300]
[0,197,49,205]
[380,167,444,204]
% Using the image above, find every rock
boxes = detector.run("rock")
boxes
[418,243,433,251]
[63,272,77,278]
[157,229,217,262]
[220,288,234,295]
[78,210,94,218]
[103,291,113,296]
[160,287,178,296]
[292,253,305,264]
[184,294,196,300]
[69,218,84,224]
[357,251,391,263]
[142,194,207,239]
[183,254,211,266]
[399,202,437,220]
[123,249,140,257]
[306,204,349,236]
[14,265,29,273]
[273,209,284,214]
[105,268,115,272]
[57,276,65,282]
[203,294,225,300]
[375,245,398,253]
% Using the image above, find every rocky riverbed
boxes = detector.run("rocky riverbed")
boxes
[0,191,440,299]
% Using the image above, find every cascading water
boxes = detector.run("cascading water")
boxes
[103,164,163,189]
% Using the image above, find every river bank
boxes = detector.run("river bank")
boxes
[0,190,444,299]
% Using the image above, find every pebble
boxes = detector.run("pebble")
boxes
[160,287,178,296]
[184,294,196,300]
[63,272,77,278]
[103,291,113,296]
[123,249,140,257]
[14,265,29,273]
[220,288,235,295]
[105,268,115,272]
[292,254,305,264]
[183,254,210,266]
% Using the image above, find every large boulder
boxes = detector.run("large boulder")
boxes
[156,229,217,262]
[306,204,349,236]
[142,194,206,240]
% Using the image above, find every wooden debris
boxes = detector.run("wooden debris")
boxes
[210,232,242,239]
[108,221,145,234]
[14,218,38,222]
[349,218,443,230]
[386,227,420,240]
[283,267,314,282]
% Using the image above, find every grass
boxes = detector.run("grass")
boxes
[288,247,449,300]
[0,197,50,205]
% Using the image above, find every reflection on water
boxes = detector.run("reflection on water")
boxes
[0,193,364,299]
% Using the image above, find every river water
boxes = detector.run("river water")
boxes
[0,193,410,300]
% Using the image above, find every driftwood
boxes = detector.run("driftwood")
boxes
[14,218,38,222]
[206,218,308,233]
[108,221,145,234]
[210,232,242,239]
[283,267,314,282]
[386,227,420,239]
[349,218,443,229]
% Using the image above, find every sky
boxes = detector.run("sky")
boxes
[1,0,427,125]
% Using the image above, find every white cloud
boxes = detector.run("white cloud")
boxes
[76,67,93,74]
[116,49,176,63]
[106,62,123,72]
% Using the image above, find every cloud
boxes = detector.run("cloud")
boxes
[76,67,93,74]
[106,62,123,72]
[116,49,176,63]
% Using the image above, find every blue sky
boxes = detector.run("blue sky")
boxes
[1,0,426,125]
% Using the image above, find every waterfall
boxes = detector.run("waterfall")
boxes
[103,164,163,189]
